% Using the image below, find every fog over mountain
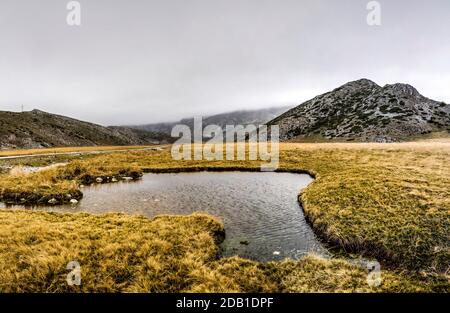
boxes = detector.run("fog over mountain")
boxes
[130,106,291,135]
[0,0,449,125]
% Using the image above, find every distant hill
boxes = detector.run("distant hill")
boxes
[130,106,291,135]
[268,79,450,142]
[0,109,172,149]
[4,79,446,149]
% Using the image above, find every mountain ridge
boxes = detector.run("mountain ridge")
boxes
[268,79,450,142]
[1,79,448,148]
[0,109,172,149]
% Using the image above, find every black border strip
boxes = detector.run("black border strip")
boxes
[0,293,447,312]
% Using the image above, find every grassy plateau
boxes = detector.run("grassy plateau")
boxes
[0,145,155,157]
[0,141,448,292]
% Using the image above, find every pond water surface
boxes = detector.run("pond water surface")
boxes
[1,172,328,261]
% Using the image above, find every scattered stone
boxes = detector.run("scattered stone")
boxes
[48,198,58,205]
[96,177,103,183]
[273,251,281,256]
[70,199,79,205]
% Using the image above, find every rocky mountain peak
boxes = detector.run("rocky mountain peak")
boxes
[268,79,449,142]
[383,83,420,97]
[337,78,379,90]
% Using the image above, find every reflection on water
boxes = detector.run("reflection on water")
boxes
[1,172,328,261]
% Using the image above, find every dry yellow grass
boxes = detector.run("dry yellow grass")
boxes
[0,211,440,292]
[0,145,154,157]
[0,142,449,292]
[0,211,224,292]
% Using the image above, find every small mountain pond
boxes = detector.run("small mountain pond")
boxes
[1,172,329,261]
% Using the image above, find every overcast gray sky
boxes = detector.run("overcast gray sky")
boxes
[0,0,449,125]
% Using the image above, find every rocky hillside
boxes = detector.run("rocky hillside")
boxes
[131,106,291,135]
[0,109,172,149]
[268,79,450,142]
